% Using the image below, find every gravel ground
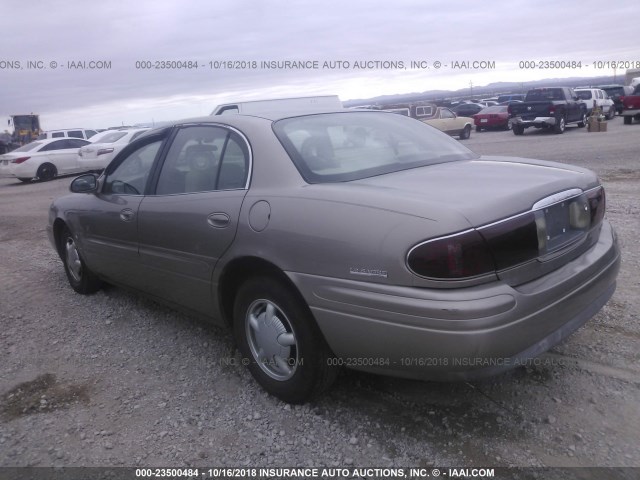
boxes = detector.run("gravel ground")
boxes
[1,117,639,474]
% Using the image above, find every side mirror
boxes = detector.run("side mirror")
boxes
[70,173,98,193]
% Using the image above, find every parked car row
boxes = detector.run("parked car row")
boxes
[0,127,150,182]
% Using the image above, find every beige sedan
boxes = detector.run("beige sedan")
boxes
[421,107,473,139]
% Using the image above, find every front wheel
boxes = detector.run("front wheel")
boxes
[577,113,587,128]
[607,106,616,120]
[18,178,32,183]
[459,125,471,140]
[623,115,632,125]
[233,276,338,404]
[60,227,102,294]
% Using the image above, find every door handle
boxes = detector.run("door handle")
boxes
[120,208,135,222]
[207,213,230,228]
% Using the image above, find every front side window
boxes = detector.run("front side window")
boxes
[51,132,65,138]
[274,111,476,184]
[103,140,162,195]
[155,125,249,195]
[85,130,97,138]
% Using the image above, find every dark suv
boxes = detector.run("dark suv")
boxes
[598,85,634,114]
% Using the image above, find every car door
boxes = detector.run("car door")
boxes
[136,124,251,315]
[71,135,165,285]
[566,88,581,121]
[38,139,84,174]
[439,108,458,135]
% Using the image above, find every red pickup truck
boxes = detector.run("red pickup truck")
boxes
[622,84,640,125]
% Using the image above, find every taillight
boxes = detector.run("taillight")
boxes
[548,106,556,115]
[407,186,606,280]
[11,156,30,164]
[97,148,114,156]
[407,230,496,279]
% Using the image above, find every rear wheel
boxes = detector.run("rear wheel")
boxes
[505,119,513,131]
[607,106,616,120]
[459,125,471,140]
[36,163,57,181]
[513,125,525,135]
[233,276,338,403]
[60,227,102,294]
[475,126,482,132]
[553,115,566,134]
[623,115,632,125]
[18,178,32,183]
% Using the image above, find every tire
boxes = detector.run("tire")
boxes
[607,106,616,120]
[577,113,587,128]
[18,178,32,183]
[513,125,524,135]
[60,226,102,294]
[233,276,338,404]
[553,115,566,134]
[504,119,513,131]
[459,125,471,140]
[36,163,57,181]
[475,126,482,132]
[623,115,632,125]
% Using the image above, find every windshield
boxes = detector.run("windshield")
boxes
[273,111,477,183]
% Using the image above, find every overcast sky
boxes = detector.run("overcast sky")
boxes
[1,0,637,130]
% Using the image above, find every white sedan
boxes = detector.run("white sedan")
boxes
[77,128,150,171]
[0,138,91,182]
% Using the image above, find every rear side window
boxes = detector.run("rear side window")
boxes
[155,125,249,195]
[40,140,69,151]
[67,130,84,139]
[85,130,97,138]
[576,91,592,100]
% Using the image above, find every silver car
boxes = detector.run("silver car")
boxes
[47,111,620,403]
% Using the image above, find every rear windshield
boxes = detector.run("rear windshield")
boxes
[93,131,127,144]
[601,87,623,96]
[12,142,43,152]
[478,106,508,114]
[576,91,593,100]
[525,89,565,101]
[273,111,477,184]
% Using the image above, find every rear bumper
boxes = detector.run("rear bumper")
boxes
[288,221,620,380]
[621,108,640,116]
[512,116,555,128]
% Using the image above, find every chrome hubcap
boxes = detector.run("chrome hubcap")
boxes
[245,299,298,381]
[65,237,82,282]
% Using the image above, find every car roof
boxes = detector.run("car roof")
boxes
[145,110,380,129]
[28,137,88,146]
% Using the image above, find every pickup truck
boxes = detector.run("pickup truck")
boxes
[509,87,587,135]
[621,84,640,125]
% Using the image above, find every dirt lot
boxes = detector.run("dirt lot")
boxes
[1,118,639,475]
